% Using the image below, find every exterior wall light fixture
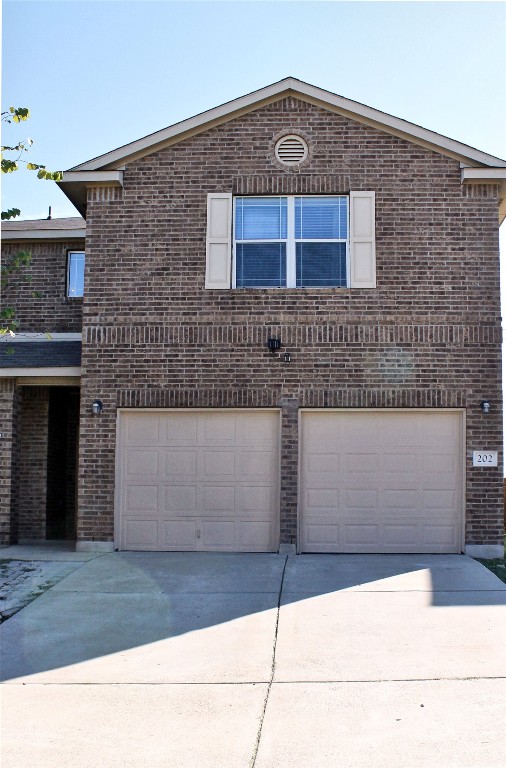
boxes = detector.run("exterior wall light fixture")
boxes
[283,352,291,363]
[480,400,491,414]
[267,337,281,353]
[92,399,103,415]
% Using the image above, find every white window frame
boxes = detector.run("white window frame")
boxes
[232,195,349,289]
[67,250,85,298]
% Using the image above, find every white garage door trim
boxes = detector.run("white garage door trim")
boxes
[298,409,465,554]
[115,408,281,552]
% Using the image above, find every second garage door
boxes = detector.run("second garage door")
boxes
[117,410,280,551]
[300,410,464,553]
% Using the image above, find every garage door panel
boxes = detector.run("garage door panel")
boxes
[124,519,158,548]
[301,411,463,554]
[163,485,197,513]
[423,453,455,473]
[382,523,420,547]
[238,521,275,550]
[126,450,159,477]
[343,523,380,546]
[239,416,279,447]
[383,489,418,509]
[307,488,339,509]
[125,485,158,512]
[125,414,160,446]
[162,520,197,549]
[239,451,275,478]
[423,524,458,546]
[346,453,379,472]
[423,489,456,509]
[202,520,236,548]
[304,522,339,547]
[306,453,339,473]
[383,453,418,473]
[239,485,275,515]
[164,414,199,445]
[165,450,198,476]
[202,451,236,478]
[202,414,236,445]
[202,485,235,513]
[346,489,378,509]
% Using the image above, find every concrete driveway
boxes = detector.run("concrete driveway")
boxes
[1,551,505,768]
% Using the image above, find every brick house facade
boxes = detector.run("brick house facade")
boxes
[1,78,505,556]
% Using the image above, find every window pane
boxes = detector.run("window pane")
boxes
[236,197,287,240]
[236,243,286,287]
[68,252,85,297]
[295,197,348,240]
[296,242,347,287]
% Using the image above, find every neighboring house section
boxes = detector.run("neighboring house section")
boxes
[1,217,84,543]
[1,78,505,556]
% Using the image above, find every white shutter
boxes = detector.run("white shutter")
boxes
[350,191,376,288]
[205,193,232,289]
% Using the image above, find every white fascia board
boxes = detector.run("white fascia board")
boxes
[68,77,506,172]
[461,168,506,182]
[61,170,124,186]
[2,229,85,241]
[0,333,82,342]
[1,367,81,377]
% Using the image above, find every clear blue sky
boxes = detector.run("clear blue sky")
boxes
[2,0,506,220]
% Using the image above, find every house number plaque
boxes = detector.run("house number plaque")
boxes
[472,451,498,467]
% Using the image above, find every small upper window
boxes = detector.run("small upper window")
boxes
[274,135,308,166]
[67,251,85,297]
[234,196,348,289]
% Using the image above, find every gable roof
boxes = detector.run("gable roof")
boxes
[2,217,85,241]
[58,77,506,218]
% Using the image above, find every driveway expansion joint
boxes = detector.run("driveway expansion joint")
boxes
[249,554,288,768]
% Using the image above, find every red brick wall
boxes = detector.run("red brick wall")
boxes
[1,239,84,332]
[76,96,502,547]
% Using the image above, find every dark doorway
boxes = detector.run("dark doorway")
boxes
[46,387,80,539]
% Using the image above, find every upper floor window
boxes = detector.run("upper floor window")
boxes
[234,196,348,288]
[67,251,85,297]
[205,191,375,290]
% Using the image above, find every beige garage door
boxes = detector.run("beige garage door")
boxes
[117,410,280,551]
[300,410,463,553]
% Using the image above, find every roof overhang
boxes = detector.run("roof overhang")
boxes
[56,77,506,221]
[66,78,506,173]
[56,170,123,217]
[2,228,86,241]
[461,168,506,225]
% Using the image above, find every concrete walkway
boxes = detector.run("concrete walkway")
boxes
[1,551,505,767]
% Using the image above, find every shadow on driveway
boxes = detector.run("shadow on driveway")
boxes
[1,552,505,683]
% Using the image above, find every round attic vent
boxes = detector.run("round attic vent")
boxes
[275,134,308,165]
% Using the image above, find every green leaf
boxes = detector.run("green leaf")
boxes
[26,163,41,171]
[10,107,30,123]
[1,159,18,173]
[1,208,21,220]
